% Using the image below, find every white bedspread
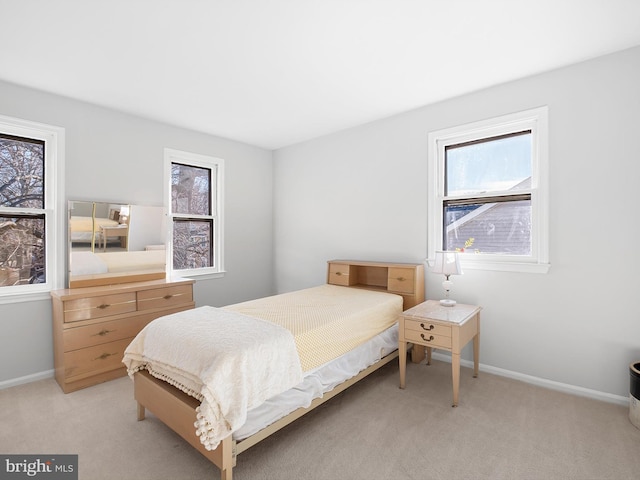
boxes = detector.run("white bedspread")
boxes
[122,306,303,450]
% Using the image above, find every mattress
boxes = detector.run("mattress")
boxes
[224,284,403,440]
[234,323,399,440]
[224,284,403,372]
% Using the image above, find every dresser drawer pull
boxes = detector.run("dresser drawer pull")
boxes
[335,272,348,277]
[93,329,114,337]
[163,294,174,300]
[95,352,118,361]
[396,277,406,281]
[420,323,434,331]
[420,334,434,342]
[97,303,110,310]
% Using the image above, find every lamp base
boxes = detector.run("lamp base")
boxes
[439,299,457,307]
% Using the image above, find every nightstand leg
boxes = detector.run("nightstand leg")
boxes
[451,352,460,407]
[473,313,480,378]
[399,341,407,389]
[426,346,432,366]
[473,333,480,378]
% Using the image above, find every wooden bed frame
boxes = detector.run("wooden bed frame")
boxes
[133,260,425,480]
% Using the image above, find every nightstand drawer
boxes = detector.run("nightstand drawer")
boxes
[404,329,452,349]
[388,267,415,294]
[63,293,137,323]
[137,284,193,311]
[404,318,451,337]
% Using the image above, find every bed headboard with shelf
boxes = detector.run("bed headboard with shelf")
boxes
[326,260,425,309]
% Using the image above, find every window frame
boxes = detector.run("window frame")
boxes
[164,148,225,279]
[427,107,550,273]
[0,114,65,303]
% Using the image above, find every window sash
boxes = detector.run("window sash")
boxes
[444,130,532,198]
[171,217,214,270]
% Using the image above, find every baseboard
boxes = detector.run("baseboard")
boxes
[0,369,54,390]
[431,352,629,407]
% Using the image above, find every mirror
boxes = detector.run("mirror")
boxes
[68,201,167,288]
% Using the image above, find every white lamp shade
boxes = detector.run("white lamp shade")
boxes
[431,251,462,276]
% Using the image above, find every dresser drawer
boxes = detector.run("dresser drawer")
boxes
[328,263,352,286]
[137,284,193,311]
[404,328,452,349]
[63,337,133,381]
[63,293,137,323]
[387,267,415,294]
[63,314,154,352]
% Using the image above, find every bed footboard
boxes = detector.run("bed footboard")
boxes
[134,370,235,480]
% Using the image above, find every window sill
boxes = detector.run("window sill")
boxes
[425,256,550,274]
[0,290,52,305]
[174,270,227,281]
[459,259,550,274]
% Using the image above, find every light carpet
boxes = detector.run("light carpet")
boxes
[1,360,639,480]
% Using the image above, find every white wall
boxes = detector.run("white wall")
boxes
[273,46,640,399]
[0,80,275,385]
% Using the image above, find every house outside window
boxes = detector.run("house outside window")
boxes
[427,107,549,273]
[165,148,224,278]
[0,115,65,302]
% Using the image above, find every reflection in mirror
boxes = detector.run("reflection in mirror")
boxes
[68,201,167,288]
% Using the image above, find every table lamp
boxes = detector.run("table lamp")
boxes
[431,251,462,306]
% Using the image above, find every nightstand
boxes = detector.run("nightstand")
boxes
[399,300,481,407]
[99,224,129,251]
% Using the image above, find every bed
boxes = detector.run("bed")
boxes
[69,250,167,288]
[124,261,424,480]
[70,250,166,276]
[69,215,120,243]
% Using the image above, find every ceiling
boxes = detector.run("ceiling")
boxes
[1,1,640,150]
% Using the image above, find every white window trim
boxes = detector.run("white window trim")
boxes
[0,114,65,304]
[164,148,225,280]
[427,107,550,274]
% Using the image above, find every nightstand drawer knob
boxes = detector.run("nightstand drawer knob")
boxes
[420,334,434,342]
[420,323,435,331]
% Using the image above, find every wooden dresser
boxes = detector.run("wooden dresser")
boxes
[51,278,195,393]
[327,260,425,309]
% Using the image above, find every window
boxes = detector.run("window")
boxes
[165,148,224,278]
[0,115,65,302]
[428,107,549,273]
